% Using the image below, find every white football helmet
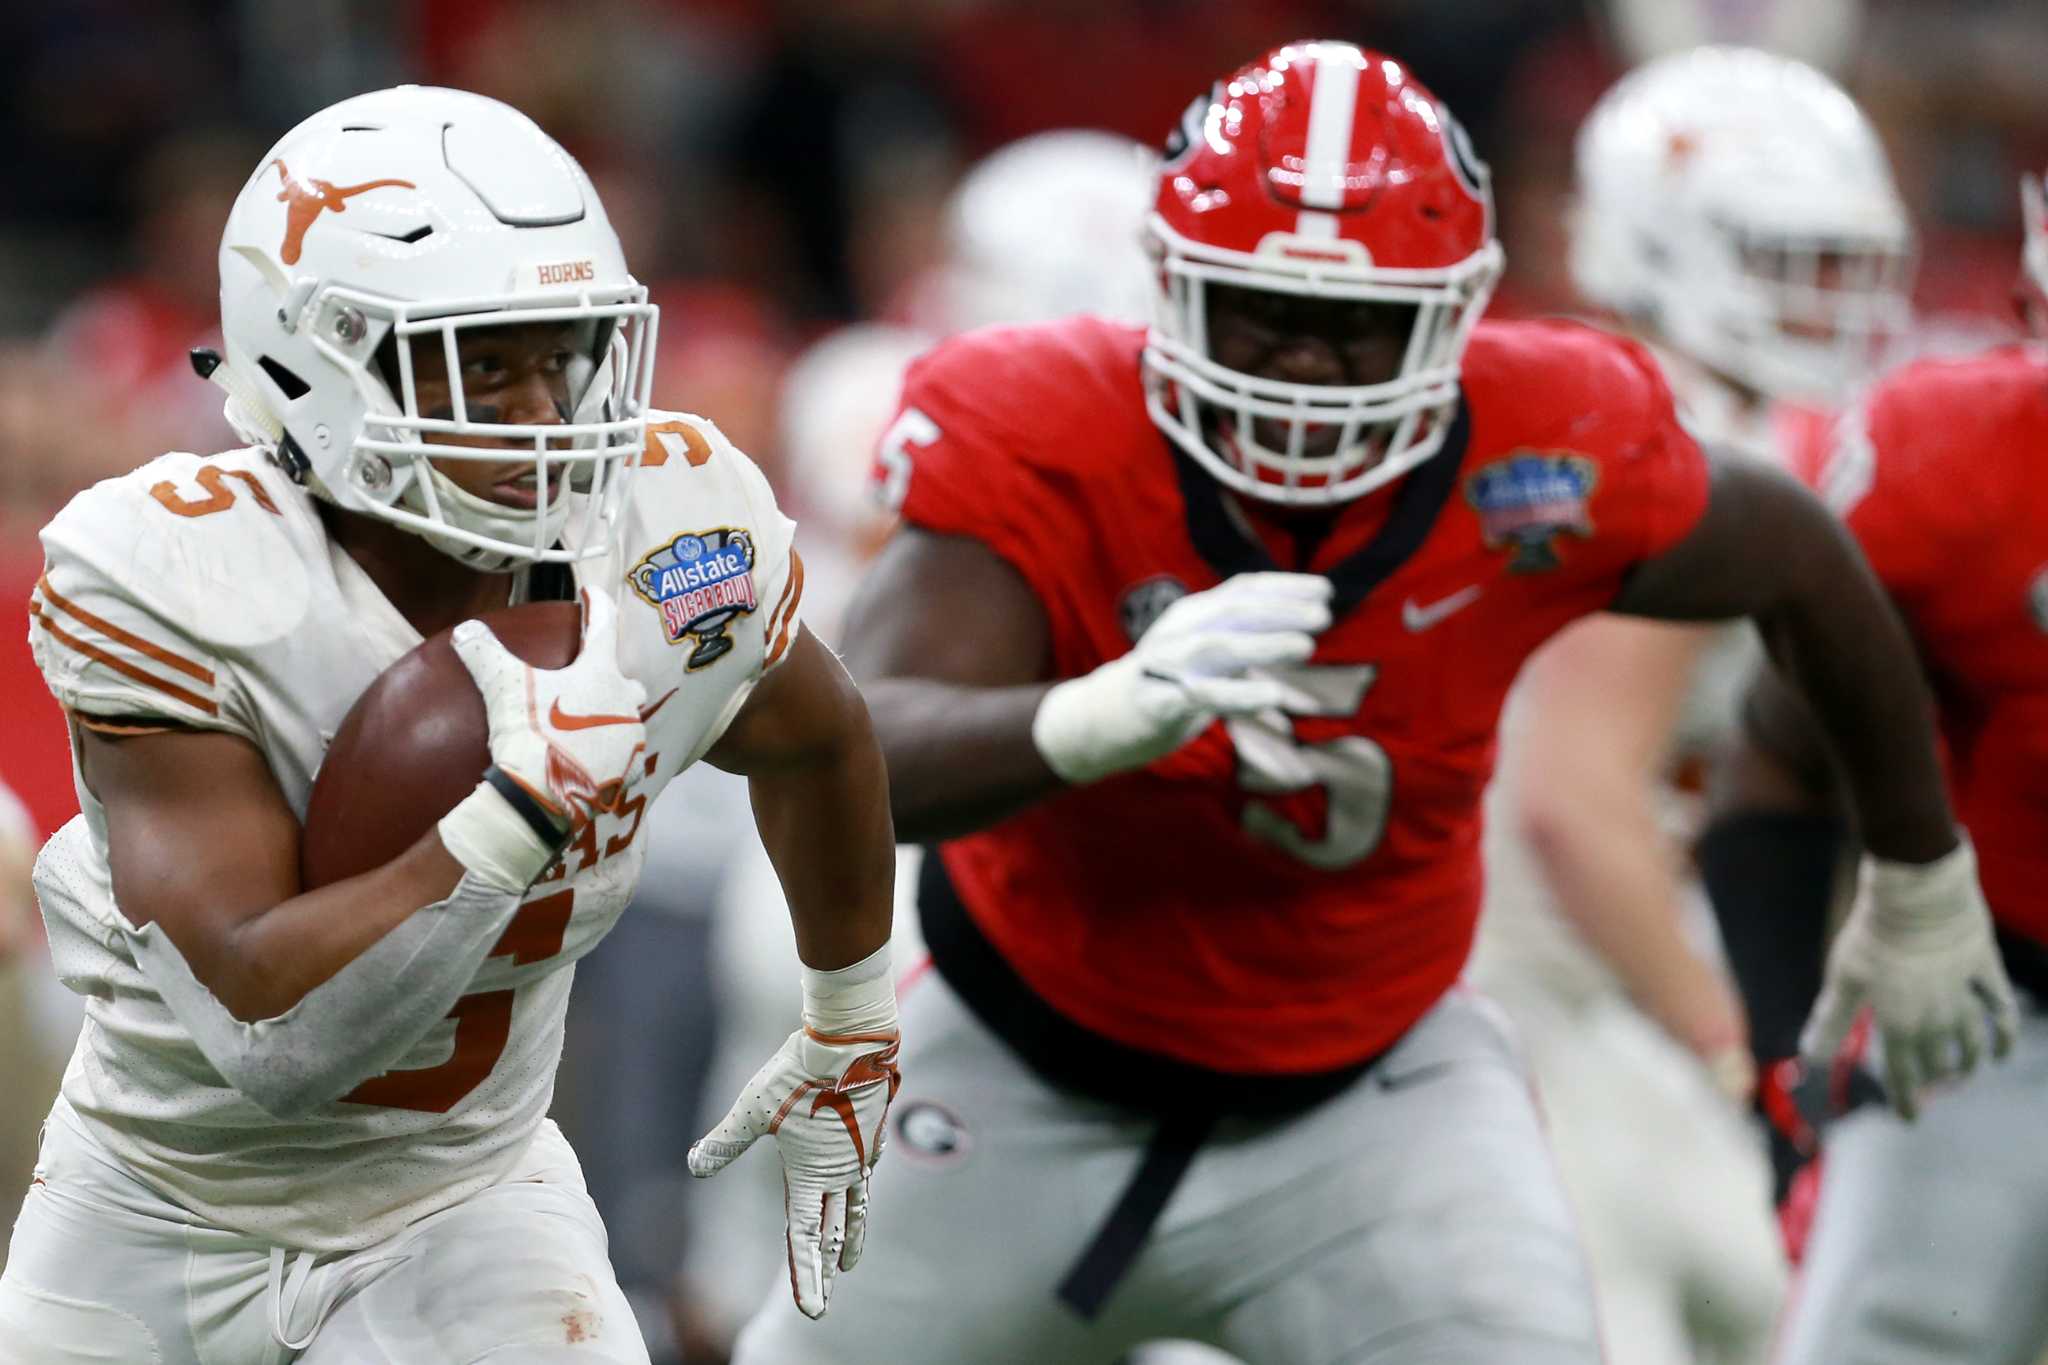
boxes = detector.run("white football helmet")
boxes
[779,324,931,537]
[212,85,657,570]
[1572,46,1913,405]
[936,130,1156,331]
[2020,172,2048,332]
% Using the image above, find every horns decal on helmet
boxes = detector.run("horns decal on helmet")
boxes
[272,160,417,266]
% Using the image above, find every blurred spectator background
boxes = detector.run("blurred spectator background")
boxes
[3,1,2044,1361]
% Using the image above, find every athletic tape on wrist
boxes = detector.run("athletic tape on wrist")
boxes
[439,780,564,892]
[801,940,896,1035]
[1868,837,1978,929]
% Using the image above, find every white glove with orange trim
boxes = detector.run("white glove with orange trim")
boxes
[688,943,901,1319]
[437,589,648,891]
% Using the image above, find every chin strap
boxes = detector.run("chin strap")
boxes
[191,348,283,446]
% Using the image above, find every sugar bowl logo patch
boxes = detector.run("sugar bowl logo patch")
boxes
[630,528,758,668]
[1465,452,1599,574]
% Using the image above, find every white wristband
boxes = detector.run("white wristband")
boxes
[800,941,897,1036]
[1867,838,1978,933]
[438,781,560,893]
[1031,656,1178,786]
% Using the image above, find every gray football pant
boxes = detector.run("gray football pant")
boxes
[1775,1002,2048,1365]
[733,969,1601,1365]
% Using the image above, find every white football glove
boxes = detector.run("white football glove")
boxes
[1032,571,1333,784]
[1801,839,2018,1120]
[436,589,649,890]
[688,944,900,1319]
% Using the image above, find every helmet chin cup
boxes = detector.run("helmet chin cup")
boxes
[412,465,570,573]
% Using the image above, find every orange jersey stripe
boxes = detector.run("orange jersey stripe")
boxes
[764,551,806,667]
[765,548,802,632]
[69,712,179,736]
[37,575,215,685]
[30,604,219,717]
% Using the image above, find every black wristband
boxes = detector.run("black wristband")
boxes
[1696,811,1847,1064]
[483,766,570,851]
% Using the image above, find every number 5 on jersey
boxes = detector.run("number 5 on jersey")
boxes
[875,408,941,514]
[339,889,573,1113]
[1228,663,1391,870]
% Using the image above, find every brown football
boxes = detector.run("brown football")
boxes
[300,600,581,890]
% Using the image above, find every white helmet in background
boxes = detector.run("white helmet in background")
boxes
[212,85,658,570]
[779,323,931,537]
[937,129,1155,331]
[1572,46,1913,405]
[2020,172,2048,331]
[1603,0,1864,75]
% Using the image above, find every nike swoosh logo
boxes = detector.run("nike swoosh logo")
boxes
[638,688,678,722]
[1401,585,1482,632]
[549,699,642,731]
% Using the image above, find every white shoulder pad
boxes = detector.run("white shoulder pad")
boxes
[626,411,804,679]
[30,448,312,736]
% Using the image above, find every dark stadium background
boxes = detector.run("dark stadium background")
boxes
[1,3,2042,1361]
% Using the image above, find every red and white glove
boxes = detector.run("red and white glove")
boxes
[1801,839,2018,1120]
[1032,571,1332,784]
[437,589,648,890]
[688,944,900,1319]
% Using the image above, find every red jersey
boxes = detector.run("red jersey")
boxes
[1795,346,2048,946]
[880,316,1709,1073]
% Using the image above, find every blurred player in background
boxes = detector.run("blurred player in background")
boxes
[1701,171,2048,1364]
[1468,44,1915,1361]
[0,776,61,1276]
[675,126,1158,1354]
[735,40,2012,1365]
[0,86,900,1362]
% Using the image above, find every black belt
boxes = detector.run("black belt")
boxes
[917,850,1382,1319]
[1999,929,2048,1005]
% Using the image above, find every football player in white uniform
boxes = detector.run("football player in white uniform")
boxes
[1467,45,1915,1364]
[0,86,900,1364]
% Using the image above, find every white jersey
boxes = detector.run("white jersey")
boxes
[26,409,802,1251]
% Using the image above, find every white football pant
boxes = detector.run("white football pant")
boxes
[0,1102,647,1364]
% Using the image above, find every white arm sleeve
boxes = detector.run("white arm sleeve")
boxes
[121,874,524,1119]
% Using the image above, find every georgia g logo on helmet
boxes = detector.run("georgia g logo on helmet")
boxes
[1160,84,1223,170]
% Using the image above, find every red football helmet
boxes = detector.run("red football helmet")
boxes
[1143,41,1503,505]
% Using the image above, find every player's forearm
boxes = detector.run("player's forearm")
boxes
[1615,462,1955,863]
[120,856,526,1118]
[213,834,470,1020]
[749,715,897,971]
[1520,790,1745,1061]
[1750,559,1952,864]
[859,677,1064,843]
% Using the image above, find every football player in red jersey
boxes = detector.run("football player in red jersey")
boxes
[735,42,2015,1364]
[1700,173,2048,1364]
